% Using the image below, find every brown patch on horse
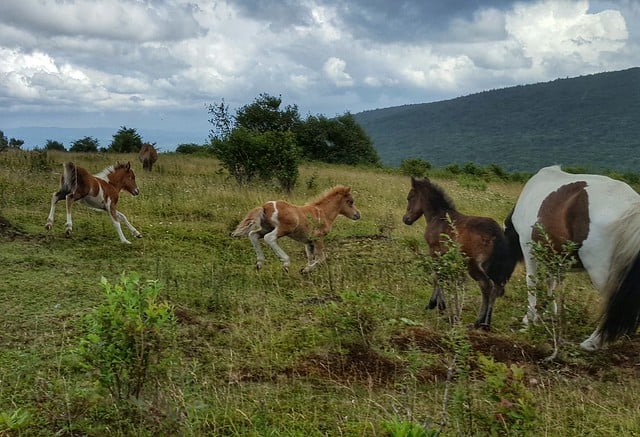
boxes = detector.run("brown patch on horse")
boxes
[535,181,589,254]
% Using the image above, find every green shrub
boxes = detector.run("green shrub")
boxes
[78,272,177,401]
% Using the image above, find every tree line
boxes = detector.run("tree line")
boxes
[0,126,149,153]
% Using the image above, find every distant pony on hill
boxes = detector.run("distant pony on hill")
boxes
[139,143,158,171]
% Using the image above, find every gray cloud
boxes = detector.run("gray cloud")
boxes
[0,0,638,140]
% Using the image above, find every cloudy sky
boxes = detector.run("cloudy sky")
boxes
[1,0,638,145]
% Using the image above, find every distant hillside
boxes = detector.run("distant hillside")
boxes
[354,68,640,173]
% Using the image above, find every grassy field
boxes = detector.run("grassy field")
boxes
[1,150,640,436]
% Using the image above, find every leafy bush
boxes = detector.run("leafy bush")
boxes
[78,272,177,401]
[400,158,432,177]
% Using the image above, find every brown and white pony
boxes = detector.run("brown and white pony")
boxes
[138,143,158,171]
[403,177,517,329]
[505,165,640,351]
[232,186,361,273]
[45,161,141,244]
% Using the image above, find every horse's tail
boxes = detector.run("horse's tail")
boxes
[61,162,78,194]
[485,209,522,295]
[504,207,524,265]
[598,210,640,343]
[486,229,519,291]
[231,207,265,237]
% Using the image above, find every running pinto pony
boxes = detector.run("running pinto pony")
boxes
[403,177,517,329]
[232,186,361,273]
[45,161,142,244]
[505,165,640,351]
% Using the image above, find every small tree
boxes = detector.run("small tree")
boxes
[296,113,380,166]
[109,126,143,153]
[70,136,99,152]
[400,157,432,177]
[44,139,66,151]
[0,130,7,151]
[78,273,177,401]
[208,94,302,192]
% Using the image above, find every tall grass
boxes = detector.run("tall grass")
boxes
[1,149,639,435]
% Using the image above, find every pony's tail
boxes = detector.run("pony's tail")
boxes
[598,211,640,343]
[61,162,78,194]
[503,208,524,265]
[231,207,264,237]
[487,231,519,289]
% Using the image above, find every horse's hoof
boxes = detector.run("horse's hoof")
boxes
[475,323,491,331]
[427,299,437,310]
[45,223,52,230]
[256,263,262,271]
[65,230,72,238]
[135,234,142,239]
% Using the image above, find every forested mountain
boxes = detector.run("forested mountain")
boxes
[354,67,640,173]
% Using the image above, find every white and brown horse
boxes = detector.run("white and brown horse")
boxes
[232,186,361,273]
[403,177,517,329]
[45,161,141,244]
[139,143,158,171]
[505,165,640,350]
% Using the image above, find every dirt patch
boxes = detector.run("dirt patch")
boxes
[0,215,28,239]
[295,344,404,385]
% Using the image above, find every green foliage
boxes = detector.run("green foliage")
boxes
[297,112,380,166]
[475,354,538,435]
[45,139,66,151]
[0,130,24,151]
[69,136,100,152]
[109,126,143,153]
[211,128,300,191]
[527,224,578,360]
[235,93,300,133]
[175,143,209,154]
[382,417,438,437]
[355,68,640,172]
[399,157,431,177]
[0,408,32,432]
[207,98,233,140]
[78,272,177,401]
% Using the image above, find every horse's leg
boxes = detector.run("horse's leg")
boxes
[580,329,604,351]
[469,264,496,330]
[108,208,131,244]
[301,239,326,274]
[427,277,446,312]
[115,210,142,239]
[522,254,539,326]
[263,229,290,272]
[64,194,75,237]
[45,191,64,230]
[249,230,266,270]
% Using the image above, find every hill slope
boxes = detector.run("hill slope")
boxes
[354,68,640,173]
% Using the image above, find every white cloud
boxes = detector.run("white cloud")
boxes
[323,57,354,87]
[506,0,628,73]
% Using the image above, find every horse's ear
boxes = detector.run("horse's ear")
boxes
[126,161,131,170]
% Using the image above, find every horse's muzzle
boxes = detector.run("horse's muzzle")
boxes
[402,214,414,225]
[130,188,140,196]
[352,211,361,220]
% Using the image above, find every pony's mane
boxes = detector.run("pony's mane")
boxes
[418,178,456,211]
[95,162,129,181]
[307,185,351,206]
